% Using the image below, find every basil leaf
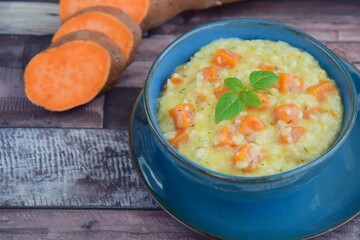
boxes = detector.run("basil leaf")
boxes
[224,77,243,92]
[215,93,244,123]
[249,71,279,90]
[243,90,262,107]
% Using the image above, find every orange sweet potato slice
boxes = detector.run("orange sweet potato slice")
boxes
[50,30,126,92]
[24,40,112,111]
[53,6,141,61]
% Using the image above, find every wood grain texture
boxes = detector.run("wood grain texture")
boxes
[103,88,142,129]
[0,2,60,36]
[0,128,157,208]
[0,210,357,240]
[0,210,208,240]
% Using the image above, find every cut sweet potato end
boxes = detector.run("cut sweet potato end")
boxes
[53,11,134,60]
[24,41,111,111]
[59,0,150,23]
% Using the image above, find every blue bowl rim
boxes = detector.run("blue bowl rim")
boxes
[143,18,358,184]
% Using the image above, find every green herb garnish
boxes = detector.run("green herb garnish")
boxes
[243,89,262,108]
[215,71,278,123]
[215,93,244,123]
[224,77,243,92]
[249,71,279,90]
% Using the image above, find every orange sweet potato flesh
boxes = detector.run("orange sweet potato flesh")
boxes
[232,144,260,172]
[169,103,195,130]
[59,0,150,24]
[306,81,336,102]
[214,85,229,99]
[50,30,126,92]
[215,126,236,147]
[53,6,141,61]
[170,131,189,148]
[239,114,266,136]
[24,40,112,111]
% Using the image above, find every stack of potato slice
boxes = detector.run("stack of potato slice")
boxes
[24,0,240,111]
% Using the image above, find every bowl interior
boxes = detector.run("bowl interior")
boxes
[144,19,357,180]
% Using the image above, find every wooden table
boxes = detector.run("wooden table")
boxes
[0,0,359,239]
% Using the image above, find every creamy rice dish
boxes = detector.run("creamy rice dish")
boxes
[157,39,343,176]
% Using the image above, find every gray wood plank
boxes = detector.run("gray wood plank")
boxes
[0,210,208,240]
[0,94,105,128]
[0,128,157,208]
[103,88,142,129]
[0,2,60,36]
[0,209,357,240]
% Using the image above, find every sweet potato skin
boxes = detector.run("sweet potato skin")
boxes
[141,0,242,31]
[70,6,142,61]
[51,30,126,93]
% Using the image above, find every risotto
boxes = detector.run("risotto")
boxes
[157,39,343,176]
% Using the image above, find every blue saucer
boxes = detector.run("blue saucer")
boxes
[130,60,360,240]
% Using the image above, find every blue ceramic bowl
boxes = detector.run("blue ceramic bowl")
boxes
[143,19,358,193]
